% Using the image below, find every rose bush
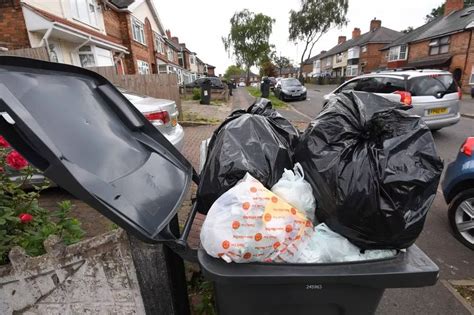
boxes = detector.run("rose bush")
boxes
[0,136,84,265]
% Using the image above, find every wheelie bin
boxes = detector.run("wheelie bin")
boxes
[0,56,439,315]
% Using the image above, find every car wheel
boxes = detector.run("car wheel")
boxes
[448,188,474,249]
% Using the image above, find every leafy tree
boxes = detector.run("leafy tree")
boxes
[260,60,277,77]
[223,10,275,84]
[425,0,474,22]
[224,65,245,79]
[289,0,349,78]
[401,26,414,34]
[273,56,292,76]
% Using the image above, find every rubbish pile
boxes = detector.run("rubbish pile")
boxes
[200,93,443,263]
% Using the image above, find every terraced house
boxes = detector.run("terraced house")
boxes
[0,0,212,83]
[380,0,474,92]
[312,19,402,78]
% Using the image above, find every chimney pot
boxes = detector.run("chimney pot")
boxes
[352,27,361,39]
[370,19,381,31]
[338,36,347,44]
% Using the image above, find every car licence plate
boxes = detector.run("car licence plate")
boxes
[292,93,301,97]
[171,117,177,127]
[427,107,448,115]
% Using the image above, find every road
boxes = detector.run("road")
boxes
[282,85,474,314]
[234,86,474,313]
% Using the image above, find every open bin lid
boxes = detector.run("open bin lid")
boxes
[0,56,194,243]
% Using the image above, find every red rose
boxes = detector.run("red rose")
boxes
[19,213,33,224]
[0,136,9,148]
[6,151,28,170]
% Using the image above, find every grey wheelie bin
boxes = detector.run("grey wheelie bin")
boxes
[0,56,439,315]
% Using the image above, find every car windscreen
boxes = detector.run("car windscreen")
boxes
[282,79,301,87]
[408,74,457,96]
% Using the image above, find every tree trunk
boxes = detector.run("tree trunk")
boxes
[246,66,251,86]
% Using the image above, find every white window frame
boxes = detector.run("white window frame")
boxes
[388,45,408,62]
[190,55,195,64]
[347,47,360,60]
[137,60,150,74]
[132,17,146,45]
[154,32,164,54]
[470,65,474,84]
[335,53,343,63]
[167,47,174,61]
[325,58,331,67]
[70,0,99,28]
[361,45,367,53]
[346,65,358,77]
[76,45,113,68]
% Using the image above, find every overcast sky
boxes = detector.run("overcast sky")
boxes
[153,0,443,75]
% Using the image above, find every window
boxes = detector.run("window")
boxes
[470,66,474,84]
[71,0,98,27]
[132,18,146,45]
[167,47,174,61]
[408,74,457,96]
[48,42,63,63]
[388,45,408,61]
[361,45,367,53]
[429,36,450,55]
[137,60,150,74]
[190,55,195,64]
[338,80,359,92]
[379,77,405,93]
[325,58,331,66]
[335,53,343,63]
[355,77,385,92]
[78,45,95,67]
[154,33,164,53]
[346,65,358,77]
[347,47,360,59]
[158,64,168,74]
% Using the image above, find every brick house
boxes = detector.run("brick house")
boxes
[301,51,326,78]
[314,19,402,78]
[0,0,129,68]
[380,0,474,92]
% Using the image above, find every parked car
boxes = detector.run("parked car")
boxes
[118,88,184,151]
[323,70,461,130]
[274,78,307,101]
[238,81,246,87]
[185,77,224,89]
[268,77,277,90]
[442,137,474,249]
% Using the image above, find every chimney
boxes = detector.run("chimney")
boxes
[444,0,464,16]
[338,36,346,44]
[370,18,381,31]
[166,29,172,39]
[172,36,179,44]
[352,27,361,39]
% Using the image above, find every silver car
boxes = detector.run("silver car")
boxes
[119,88,184,151]
[324,70,461,130]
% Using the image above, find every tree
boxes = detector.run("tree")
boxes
[224,65,245,80]
[273,56,292,76]
[223,10,275,84]
[289,0,348,78]
[260,60,277,77]
[401,26,414,34]
[425,0,474,22]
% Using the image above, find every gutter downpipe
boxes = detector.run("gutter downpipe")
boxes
[40,24,54,61]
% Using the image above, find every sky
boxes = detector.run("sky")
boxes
[153,0,444,75]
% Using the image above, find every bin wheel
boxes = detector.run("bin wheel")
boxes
[448,188,474,249]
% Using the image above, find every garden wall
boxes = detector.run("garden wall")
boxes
[0,229,146,314]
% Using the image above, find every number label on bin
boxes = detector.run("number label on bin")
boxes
[305,284,323,290]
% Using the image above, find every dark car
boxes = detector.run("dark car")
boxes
[442,137,474,249]
[185,77,224,89]
[273,78,307,101]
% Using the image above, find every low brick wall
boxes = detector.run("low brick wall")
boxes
[0,230,146,314]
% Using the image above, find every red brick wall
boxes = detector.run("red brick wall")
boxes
[0,0,30,49]
[359,43,385,73]
[461,30,474,93]
[302,63,312,75]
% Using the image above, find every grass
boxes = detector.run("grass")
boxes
[182,111,221,124]
[246,86,287,109]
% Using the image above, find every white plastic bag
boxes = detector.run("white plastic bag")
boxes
[291,224,397,263]
[271,163,316,223]
[200,173,314,263]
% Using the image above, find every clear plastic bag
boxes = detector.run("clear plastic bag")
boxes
[271,163,316,223]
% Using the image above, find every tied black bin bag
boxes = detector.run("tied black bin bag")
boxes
[296,91,443,249]
[197,98,299,214]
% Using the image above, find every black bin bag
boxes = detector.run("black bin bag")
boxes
[296,91,443,249]
[197,98,299,214]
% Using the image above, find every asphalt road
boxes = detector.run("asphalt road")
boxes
[285,84,474,314]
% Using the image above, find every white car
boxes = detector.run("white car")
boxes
[118,88,184,151]
[238,81,246,87]
[324,69,461,131]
